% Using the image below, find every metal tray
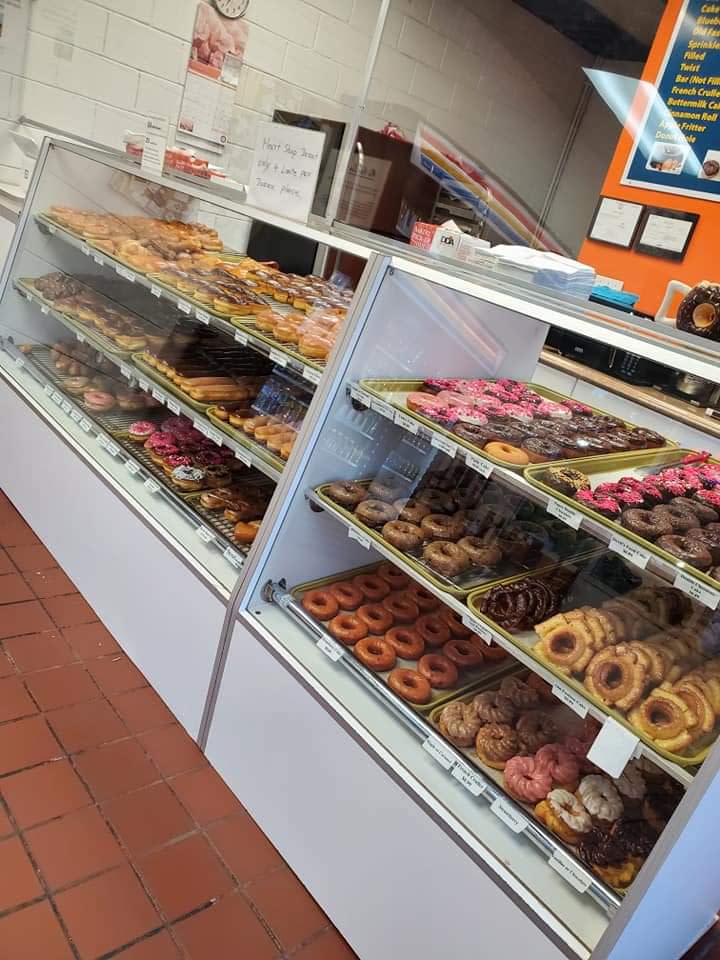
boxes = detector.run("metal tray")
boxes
[229,317,325,373]
[145,273,267,321]
[314,480,599,598]
[206,406,286,474]
[358,379,676,473]
[291,562,518,713]
[131,353,212,412]
[181,493,254,553]
[465,565,713,767]
[525,449,720,592]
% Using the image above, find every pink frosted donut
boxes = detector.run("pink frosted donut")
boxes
[406,393,453,421]
[536,400,572,419]
[503,755,552,804]
[500,403,535,422]
[534,744,579,789]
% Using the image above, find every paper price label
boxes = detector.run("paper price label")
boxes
[586,717,639,778]
[608,534,650,570]
[394,410,419,435]
[465,450,494,478]
[79,418,92,433]
[93,254,104,266]
[69,409,81,423]
[151,388,165,404]
[206,428,223,446]
[44,383,54,397]
[177,299,191,314]
[60,401,72,415]
[195,309,210,325]
[370,397,395,420]
[40,304,49,315]
[47,224,56,234]
[166,399,181,415]
[430,433,458,459]
[551,683,588,718]
[674,571,720,610]
[137,377,149,392]
[422,735,456,770]
[491,798,528,833]
[303,365,321,385]
[234,329,248,346]
[193,418,210,437]
[546,498,583,530]
[223,547,244,569]
[76,332,85,343]
[316,635,344,662]
[81,243,90,256]
[348,527,371,549]
[125,460,140,476]
[52,391,63,405]
[106,441,120,457]
[235,448,251,466]
[462,612,494,645]
[120,363,133,380]
[269,348,288,367]
[150,284,162,298]
[349,385,372,407]
[549,851,591,893]
[451,764,485,797]
[144,478,160,494]
[116,266,135,283]
[196,526,215,544]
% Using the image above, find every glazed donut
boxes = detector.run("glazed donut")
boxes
[621,508,673,541]
[301,589,339,622]
[471,690,515,724]
[516,710,558,752]
[484,441,529,465]
[479,640,509,661]
[328,613,368,645]
[415,614,451,648]
[401,583,440,612]
[628,686,694,752]
[442,639,484,669]
[357,603,394,634]
[421,513,464,541]
[423,541,470,577]
[328,581,363,610]
[382,594,420,623]
[536,789,591,843]
[355,499,397,528]
[385,627,425,660]
[655,534,713,570]
[584,645,647,711]
[438,701,482,747]
[503,755,552,804]
[368,477,406,502]
[577,775,623,824]
[534,744,579,790]
[352,574,391,602]
[354,636,396,672]
[440,608,472,639]
[387,667,432,704]
[327,480,367,508]
[653,504,701,533]
[418,653,458,689]
[456,536,502,568]
[393,498,431,525]
[382,520,423,551]
[475,722,519,769]
[376,562,410,590]
[499,675,540,710]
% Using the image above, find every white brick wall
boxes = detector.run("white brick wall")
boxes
[0,0,606,251]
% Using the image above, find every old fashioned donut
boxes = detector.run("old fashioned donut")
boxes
[385,627,424,660]
[499,675,540,710]
[382,520,423,551]
[352,574,391,602]
[503,755,552,803]
[628,686,695,752]
[328,613,368,645]
[354,636,396,672]
[393,498,431,525]
[439,701,482,747]
[402,583,440,612]
[376,561,410,590]
[475,722,519,769]
[655,535,713,570]
[585,645,647,711]
[472,690,515,724]
[653,504,701,533]
[577,775,623,824]
[301,589,339,622]
[440,608,473,639]
[382,594,420,623]
[327,480,367,508]
[456,536,502,568]
[442,639,484,669]
[418,653,458,689]
[539,620,594,675]
[355,499,397,528]
[516,710,558,752]
[673,679,715,741]
[356,603,393,634]
[388,667,432,704]
[328,581,363,610]
[415,614,451,648]
[621,508,673,541]
[423,541,470,577]
[484,441,530,465]
[421,513,465,541]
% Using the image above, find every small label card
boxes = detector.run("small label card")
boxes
[546,497,583,531]
[144,478,160,494]
[451,764,486,797]
[40,304,49,315]
[150,284,162,298]
[93,253,104,266]
[303,365,321,386]
[141,114,169,176]
[348,527,371,549]
[247,120,326,223]
[151,388,165,404]
[269,348,288,367]
[223,547,244,569]
[125,460,140,476]
[608,533,650,570]
[430,433,458,459]
[116,265,135,283]
[177,299,191,314]
[394,410,419,435]
[422,735,456,770]
[166,399,181,415]
[234,329,249,346]
[120,362,133,380]
[674,570,720,610]
[106,441,120,457]
[317,635,344,661]
[196,526,215,544]
[491,797,528,833]
[551,683,588,718]
[549,851,591,893]
[461,612,494,645]
[79,418,92,433]
[195,309,210,325]
[586,717,639,778]
[370,397,394,420]
[465,450,494,478]
[206,427,224,447]
[235,448,252,467]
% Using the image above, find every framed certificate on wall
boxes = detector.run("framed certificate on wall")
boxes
[633,207,699,261]
[587,197,645,248]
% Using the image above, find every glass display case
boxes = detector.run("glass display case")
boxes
[205,256,720,959]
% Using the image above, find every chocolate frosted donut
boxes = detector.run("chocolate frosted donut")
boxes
[452,421,495,446]
[393,497,431,524]
[421,513,465,541]
[544,467,591,497]
[522,437,564,463]
[686,526,720,563]
[627,428,665,449]
[457,536,502,568]
[676,283,720,340]
[673,496,719,525]
[382,520,423,551]
[621,508,673,541]
[653,504,700,533]
[423,540,470,577]
[656,534,713,569]
[484,422,526,445]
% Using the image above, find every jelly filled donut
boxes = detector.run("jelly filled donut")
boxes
[388,668,432,704]
[301,589,339,621]
[418,653,458,689]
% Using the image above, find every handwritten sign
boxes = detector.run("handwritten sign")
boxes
[247,121,325,223]
[141,114,169,176]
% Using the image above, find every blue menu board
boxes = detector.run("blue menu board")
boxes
[623,0,720,201]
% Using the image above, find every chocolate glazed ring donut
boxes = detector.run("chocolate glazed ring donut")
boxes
[656,534,713,570]
[687,526,720,563]
[621,508,673,541]
[653,504,701,533]
[672,496,719,525]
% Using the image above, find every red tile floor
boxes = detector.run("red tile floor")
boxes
[0,490,357,960]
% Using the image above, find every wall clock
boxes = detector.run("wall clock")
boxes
[212,0,248,18]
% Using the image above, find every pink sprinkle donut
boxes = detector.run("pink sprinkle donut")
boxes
[503,755,552,804]
[536,400,572,419]
[534,744,579,789]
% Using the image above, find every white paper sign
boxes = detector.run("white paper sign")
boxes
[452,764,485,797]
[546,498,583,531]
[549,851,591,893]
[674,570,720,610]
[551,683,588,718]
[491,797,528,833]
[586,717,639,778]
[608,533,650,570]
[247,121,326,223]
[141,114,169,176]
[422,735,456,770]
